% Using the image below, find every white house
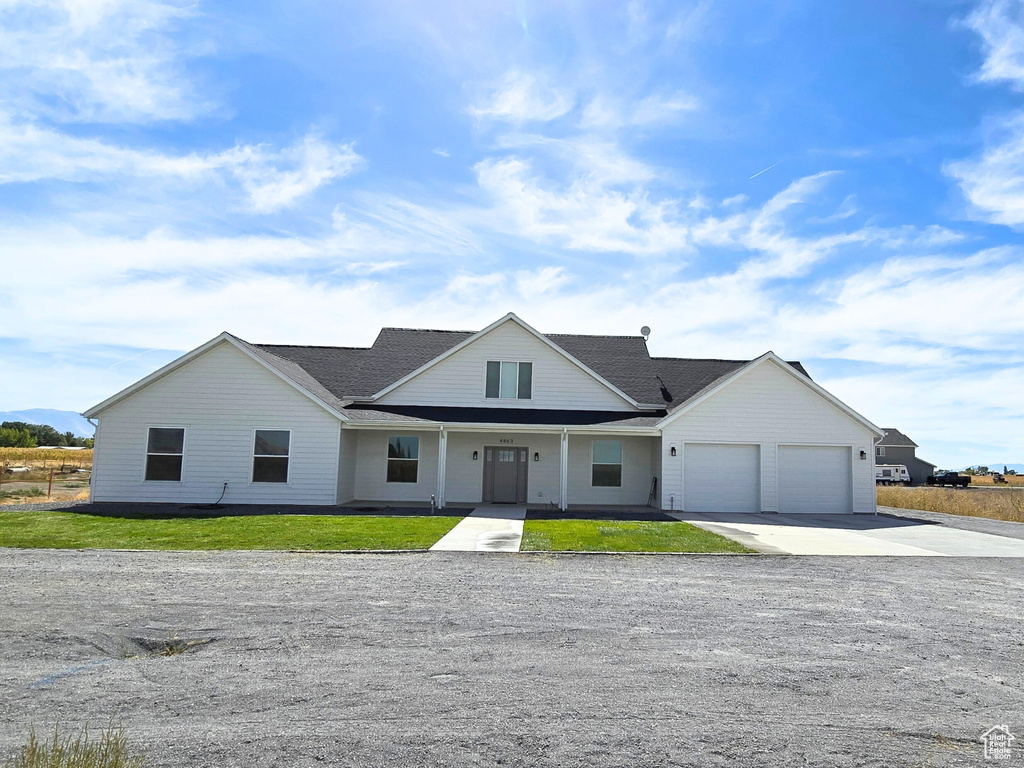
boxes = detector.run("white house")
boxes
[83,313,883,513]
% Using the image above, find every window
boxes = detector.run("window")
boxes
[145,427,184,481]
[253,430,290,483]
[876,446,885,457]
[485,361,532,399]
[387,435,419,483]
[592,440,622,487]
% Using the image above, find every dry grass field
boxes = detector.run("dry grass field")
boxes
[0,448,92,506]
[877,485,1024,523]
[964,473,1024,486]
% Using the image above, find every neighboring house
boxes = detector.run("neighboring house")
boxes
[84,313,884,513]
[875,428,936,486]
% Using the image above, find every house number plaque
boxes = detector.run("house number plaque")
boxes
[498,438,514,444]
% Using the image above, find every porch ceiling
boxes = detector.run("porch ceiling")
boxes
[342,405,663,430]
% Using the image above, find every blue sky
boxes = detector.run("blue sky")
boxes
[1,0,1023,468]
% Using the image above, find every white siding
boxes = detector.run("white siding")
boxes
[336,428,358,504]
[92,342,342,505]
[567,434,656,506]
[444,432,561,505]
[660,360,876,514]
[352,430,439,504]
[377,321,635,411]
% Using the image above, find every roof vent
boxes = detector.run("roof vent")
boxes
[640,325,651,341]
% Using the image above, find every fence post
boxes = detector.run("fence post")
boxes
[48,468,54,499]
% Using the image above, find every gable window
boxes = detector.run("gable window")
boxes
[485,361,532,399]
[592,440,622,487]
[145,427,185,481]
[253,429,290,483]
[387,435,419,483]
[876,446,885,458]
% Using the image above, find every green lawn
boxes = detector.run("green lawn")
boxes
[0,511,462,551]
[520,519,754,553]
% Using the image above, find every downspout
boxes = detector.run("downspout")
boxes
[85,416,98,503]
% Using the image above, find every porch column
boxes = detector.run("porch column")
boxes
[436,426,447,509]
[559,428,569,510]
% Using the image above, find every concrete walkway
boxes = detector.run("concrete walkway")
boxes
[429,506,526,552]
[670,512,1024,556]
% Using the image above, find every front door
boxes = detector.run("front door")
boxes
[483,446,528,503]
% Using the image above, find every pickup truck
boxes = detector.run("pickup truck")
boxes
[926,471,971,488]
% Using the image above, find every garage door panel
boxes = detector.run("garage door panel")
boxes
[778,445,851,514]
[684,443,759,513]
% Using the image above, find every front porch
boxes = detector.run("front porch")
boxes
[339,424,663,511]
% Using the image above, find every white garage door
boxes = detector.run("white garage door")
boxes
[778,445,851,514]
[684,443,760,513]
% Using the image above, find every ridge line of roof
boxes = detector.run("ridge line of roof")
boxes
[256,344,370,351]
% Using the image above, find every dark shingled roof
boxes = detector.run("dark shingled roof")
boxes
[246,323,812,420]
[879,428,918,448]
[231,335,352,414]
[547,334,664,404]
[654,357,810,412]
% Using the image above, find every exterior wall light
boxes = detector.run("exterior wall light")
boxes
[534,452,540,462]
[859,450,867,460]
[670,446,677,457]
[472,450,479,461]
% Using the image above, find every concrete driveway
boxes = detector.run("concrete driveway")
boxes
[670,510,1024,556]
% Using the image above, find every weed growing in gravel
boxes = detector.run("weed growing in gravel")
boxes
[156,631,210,656]
[5,724,144,768]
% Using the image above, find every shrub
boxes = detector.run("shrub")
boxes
[5,725,144,768]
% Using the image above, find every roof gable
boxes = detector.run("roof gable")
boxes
[83,334,350,421]
[372,313,647,409]
[657,352,884,436]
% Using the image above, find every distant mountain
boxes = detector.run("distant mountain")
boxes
[959,463,1024,474]
[0,409,95,437]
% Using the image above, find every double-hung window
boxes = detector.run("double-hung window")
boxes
[387,435,419,483]
[145,427,185,481]
[876,446,885,458]
[253,430,290,483]
[592,440,623,487]
[485,361,532,399]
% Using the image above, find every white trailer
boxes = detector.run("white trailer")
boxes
[875,464,910,485]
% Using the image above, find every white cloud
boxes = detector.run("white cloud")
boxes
[469,71,574,123]
[474,156,690,254]
[0,0,207,123]
[946,113,1024,228]
[0,121,362,212]
[493,133,657,185]
[946,1,1024,227]
[965,0,1024,89]
[232,134,362,213]
[580,91,698,130]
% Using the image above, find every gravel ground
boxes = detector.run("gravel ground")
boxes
[1,549,1022,767]
[0,500,91,512]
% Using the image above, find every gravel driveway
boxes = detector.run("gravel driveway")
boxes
[1,549,1021,767]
